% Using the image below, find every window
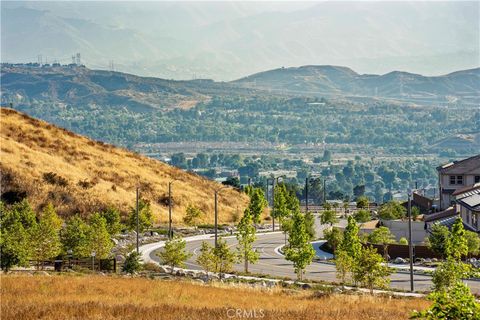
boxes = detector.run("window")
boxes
[473,213,478,230]
[449,175,464,185]
[475,176,480,183]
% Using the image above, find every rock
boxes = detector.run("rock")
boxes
[394,257,407,264]
[176,269,186,277]
[333,287,343,294]
[158,266,170,274]
[431,258,438,262]
[99,272,106,276]
[152,232,159,236]
[301,283,313,290]
[266,281,276,288]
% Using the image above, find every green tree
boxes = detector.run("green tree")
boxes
[465,231,480,257]
[356,196,369,209]
[60,216,90,257]
[320,209,338,226]
[411,206,420,221]
[196,241,216,274]
[336,216,362,285]
[353,246,391,293]
[378,201,406,220]
[323,227,343,255]
[100,206,123,235]
[304,211,316,241]
[284,208,316,280]
[30,203,63,269]
[183,204,204,227]
[157,236,191,273]
[248,187,268,224]
[0,200,36,271]
[428,223,450,258]
[236,208,259,273]
[399,237,408,245]
[368,226,396,262]
[127,199,153,232]
[353,209,371,223]
[122,252,142,274]
[445,218,468,260]
[85,213,113,259]
[213,238,237,278]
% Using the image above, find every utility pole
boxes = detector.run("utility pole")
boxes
[136,187,139,253]
[408,191,414,292]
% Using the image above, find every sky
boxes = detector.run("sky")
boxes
[2,1,479,80]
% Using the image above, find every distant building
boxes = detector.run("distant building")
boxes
[454,184,480,232]
[437,154,480,210]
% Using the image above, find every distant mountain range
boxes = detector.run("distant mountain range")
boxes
[234,65,480,105]
[1,64,479,110]
[1,1,478,80]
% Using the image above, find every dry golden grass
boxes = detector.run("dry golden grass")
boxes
[0,108,249,223]
[1,275,429,320]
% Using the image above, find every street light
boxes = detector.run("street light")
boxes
[168,180,178,240]
[214,186,229,248]
[407,189,415,292]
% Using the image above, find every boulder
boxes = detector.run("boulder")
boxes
[301,283,313,290]
[394,257,407,264]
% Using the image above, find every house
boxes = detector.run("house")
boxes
[454,184,480,232]
[437,154,480,210]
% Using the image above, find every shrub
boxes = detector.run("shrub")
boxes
[122,252,142,274]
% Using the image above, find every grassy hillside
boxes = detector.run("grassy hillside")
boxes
[2,275,429,320]
[0,108,248,223]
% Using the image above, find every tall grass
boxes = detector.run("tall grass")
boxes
[1,275,429,320]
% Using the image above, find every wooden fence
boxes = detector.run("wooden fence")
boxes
[29,258,117,272]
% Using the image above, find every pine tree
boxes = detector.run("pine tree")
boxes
[60,216,90,257]
[157,236,191,273]
[30,203,62,269]
[213,238,237,278]
[0,200,36,271]
[236,208,259,273]
[85,213,113,259]
[284,208,315,280]
[196,241,216,274]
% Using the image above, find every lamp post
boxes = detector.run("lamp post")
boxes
[407,190,414,292]
[214,186,229,248]
[305,177,309,213]
[168,180,178,240]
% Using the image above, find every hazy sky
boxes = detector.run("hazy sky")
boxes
[2,1,479,80]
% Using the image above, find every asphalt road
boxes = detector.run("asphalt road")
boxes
[149,232,480,294]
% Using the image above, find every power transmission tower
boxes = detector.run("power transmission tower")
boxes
[76,53,81,65]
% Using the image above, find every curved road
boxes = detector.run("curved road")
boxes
[147,232,480,294]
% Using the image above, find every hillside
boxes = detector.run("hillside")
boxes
[234,65,480,105]
[0,108,249,223]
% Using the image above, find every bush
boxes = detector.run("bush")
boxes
[122,252,142,274]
